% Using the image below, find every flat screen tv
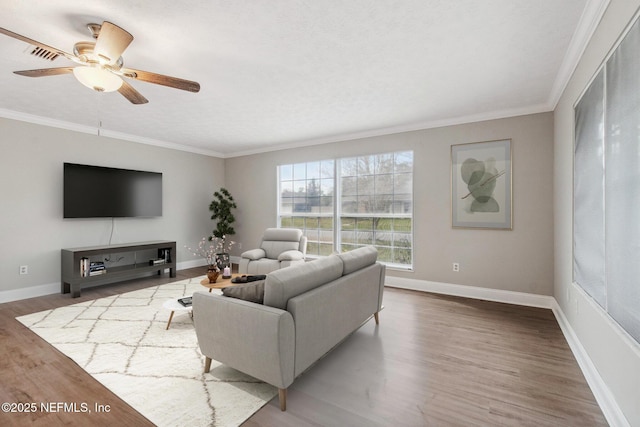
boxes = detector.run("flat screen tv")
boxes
[64,163,162,218]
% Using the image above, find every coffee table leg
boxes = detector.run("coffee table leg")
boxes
[166,311,175,330]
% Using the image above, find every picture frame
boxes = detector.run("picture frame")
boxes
[451,139,512,229]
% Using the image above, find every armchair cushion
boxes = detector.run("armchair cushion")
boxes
[222,280,266,304]
[261,241,301,260]
[241,248,266,260]
[278,250,304,262]
[260,228,304,259]
[262,227,303,241]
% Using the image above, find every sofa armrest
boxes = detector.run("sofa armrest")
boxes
[241,248,266,260]
[192,291,295,389]
[277,250,304,261]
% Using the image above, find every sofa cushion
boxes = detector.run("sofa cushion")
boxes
[338,246,378,275]
[222,280,266,304]
[263,255,344,309]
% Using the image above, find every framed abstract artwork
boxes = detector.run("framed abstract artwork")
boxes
[451,139,512,229]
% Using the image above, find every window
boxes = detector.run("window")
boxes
[573,14,640,344]
[278,151,413,268]
[278,160,335,257]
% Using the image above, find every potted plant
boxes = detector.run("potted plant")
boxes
[209,188,237,268]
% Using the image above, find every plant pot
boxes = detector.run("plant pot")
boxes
[206,268,220,283]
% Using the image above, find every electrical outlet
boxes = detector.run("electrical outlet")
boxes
[19,265,28,275]
[452,262,460,272]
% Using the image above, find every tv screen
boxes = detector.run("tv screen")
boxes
[64,163,162,218]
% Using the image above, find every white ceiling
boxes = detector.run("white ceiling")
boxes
[0,0,606,157]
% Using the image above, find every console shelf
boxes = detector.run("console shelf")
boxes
[61,240,177,298]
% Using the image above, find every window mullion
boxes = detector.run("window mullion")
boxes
[334,158,341,253]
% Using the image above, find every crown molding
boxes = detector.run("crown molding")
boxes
[225,103,552,158]
[99,128,225,158]
[0,108,224,158]
[0,107,97,135]
[2,102,552,160]
[548,0,610,108]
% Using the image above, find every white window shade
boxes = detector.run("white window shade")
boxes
[574,15,640,344]
[574,69,606,307]
[604,19,640,341]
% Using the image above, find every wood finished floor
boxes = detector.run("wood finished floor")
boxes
[0,268,607,426]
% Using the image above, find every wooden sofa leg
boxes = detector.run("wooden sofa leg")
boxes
[204,357,212,373]
[374,312,379,325]
[279,388,287,411]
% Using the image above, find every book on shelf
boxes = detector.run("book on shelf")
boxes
[80,257,90,277]
[87,261,107,276]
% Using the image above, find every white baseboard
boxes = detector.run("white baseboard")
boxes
[385,276,628,427]
[552,301,631,427]
[0,282,60,304]
[384,276,555,308]
[181,256,241,271]
[179,259,208,270]
[0,260,204,304]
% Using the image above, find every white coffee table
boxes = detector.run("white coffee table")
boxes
[163,298,193,330]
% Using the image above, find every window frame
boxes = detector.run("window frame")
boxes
[277,150,414,270]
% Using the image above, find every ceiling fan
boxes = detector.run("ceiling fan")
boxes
[0,21,200,104]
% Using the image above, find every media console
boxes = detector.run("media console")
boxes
[61,240,177,298]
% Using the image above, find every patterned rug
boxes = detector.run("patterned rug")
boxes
[16,277,276,426]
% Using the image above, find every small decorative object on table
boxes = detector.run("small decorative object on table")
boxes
[185,236,235,283]
[222,266,231,279]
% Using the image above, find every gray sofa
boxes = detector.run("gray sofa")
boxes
[193,245,385,411]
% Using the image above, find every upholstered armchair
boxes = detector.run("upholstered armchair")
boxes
[239,228,307,274]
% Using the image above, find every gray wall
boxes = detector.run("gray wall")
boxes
[0,117,224,299]
[225,112,554,295]
[554,0,640,424]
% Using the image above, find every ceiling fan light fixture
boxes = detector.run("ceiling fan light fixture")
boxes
[72,65,122,92]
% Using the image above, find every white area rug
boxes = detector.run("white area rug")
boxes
[16,276,276,426]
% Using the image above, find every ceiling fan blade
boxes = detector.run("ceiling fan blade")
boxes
[14,67,74,77]
[118,80,148,104]
[93,21,133,64]
[0,27,76,61]
[121,67,200,93]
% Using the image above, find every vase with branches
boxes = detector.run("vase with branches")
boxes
[185,237,235,283]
